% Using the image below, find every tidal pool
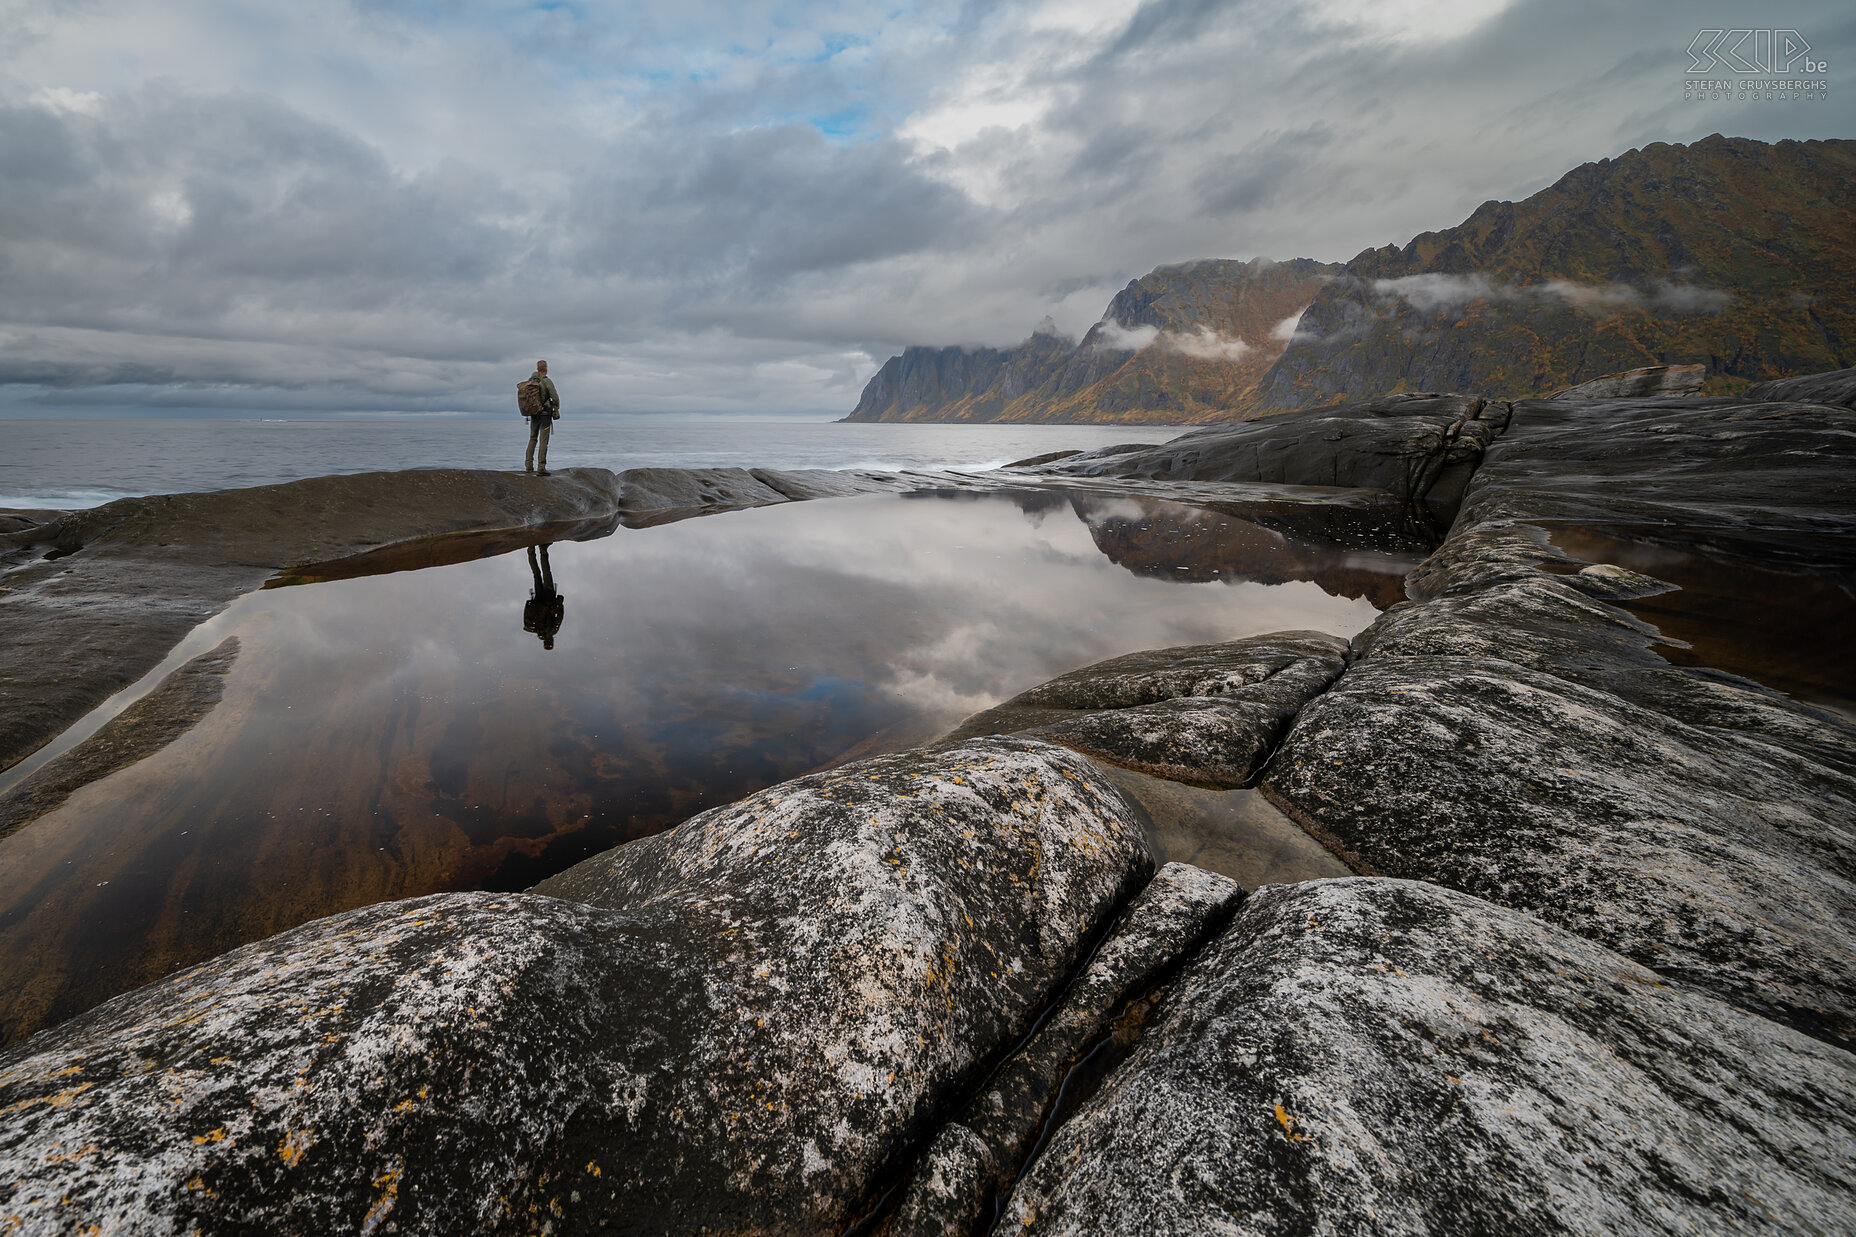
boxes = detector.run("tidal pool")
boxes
[1544,522,1856,721]
[0,490,1421,1043]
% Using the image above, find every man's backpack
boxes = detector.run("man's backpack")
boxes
[516,381,546,418]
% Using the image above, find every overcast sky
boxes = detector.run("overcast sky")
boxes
[0,0,1849,417]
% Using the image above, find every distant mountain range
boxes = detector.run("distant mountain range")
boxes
[846,135,1856,424]
[846,258,1338,423]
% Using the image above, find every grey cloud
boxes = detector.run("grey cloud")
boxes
[0,0,1850,415]
[568,124,986,285]
[1192,124,1336,216]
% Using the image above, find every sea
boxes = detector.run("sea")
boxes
[0,416,1189,509]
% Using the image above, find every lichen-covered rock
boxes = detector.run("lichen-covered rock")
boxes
[948,633,1349,787]
[0,737,1150,1234]
[889,863,1243,1236]
[1264,651,1856,1048]
[998,879,1856,1236]
[1259,387,1856,1048]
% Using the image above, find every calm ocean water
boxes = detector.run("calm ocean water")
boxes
[0,417,1187,510]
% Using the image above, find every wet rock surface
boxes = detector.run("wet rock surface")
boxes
[0,737,1150,1235]
[0,468,627,774]
[1747,363,1856,410]
[0,637,239,840]
[1096,768,1353,887]
[888,863,1242,1237]
[1018,393,1509,512]
[1263,394,1856,1047]
[949,631,1348,788]
[1457,397,1856,563]
[997,878,1856,1236]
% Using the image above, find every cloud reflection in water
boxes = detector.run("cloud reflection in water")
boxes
[0,491,1418,1044]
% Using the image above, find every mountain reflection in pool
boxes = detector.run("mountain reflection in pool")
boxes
[0,491,1420,1043]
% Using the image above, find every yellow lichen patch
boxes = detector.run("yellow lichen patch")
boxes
[278,1128,311,1168]
[585,1162,601,1177]
[191,1128,228,1146]
[361,1162,403,1236]
[41,1144,98,1165]
[2,1083,95,1116]
[1273,1103,1309,1143]
[208,1057,232,1066]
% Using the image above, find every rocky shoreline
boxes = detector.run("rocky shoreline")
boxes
[2,371,1854,1232]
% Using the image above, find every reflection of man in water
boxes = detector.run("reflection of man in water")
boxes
[523,544,566,650]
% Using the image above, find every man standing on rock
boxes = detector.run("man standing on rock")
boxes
[522,360,560,476]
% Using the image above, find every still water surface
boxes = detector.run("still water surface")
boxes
[0,490,1419,1043]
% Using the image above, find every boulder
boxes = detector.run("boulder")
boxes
[889,862,1243,1237]
[1022,394,1509,511]
[1550,363,1706,398]
[0,737,1150,1234]
[949,632,1349,788]
[998,879,1856,1236]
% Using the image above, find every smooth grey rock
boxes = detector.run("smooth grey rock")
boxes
[1030,694,1301,789]
[889,863,1243,1237]
[998,879,1856,1237]
[1025,394,1508,509]
[1259,387,1856,1051]
[1747,364,1856,410]
[962,632,1350,717]
[614,465,794,522]
[0,737,1150,1235]
[748,468,911,501]
[1386,533,1856,778]
[949,632,1349,788]
[1461,398,1856,566]
[1265,602,1856,1047]
[1565,561,1679,601]
[1551,363,1706,398]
